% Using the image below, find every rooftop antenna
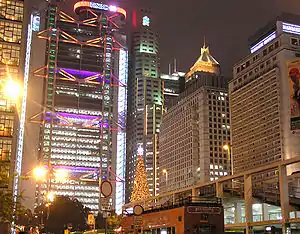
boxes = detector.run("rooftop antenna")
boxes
[168,63,171,75]
[174,57,177,73]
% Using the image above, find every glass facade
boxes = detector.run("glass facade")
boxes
[0,0,23,191]
[35,3,127,213]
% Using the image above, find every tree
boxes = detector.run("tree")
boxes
[107,211,121,230]
[0,190,26,234]
[16,208,33,226]
[130,156,150,202]
[35,196,90,233]
[0,190,25,221]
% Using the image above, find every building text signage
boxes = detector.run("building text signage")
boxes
[187,206,221,214]
[282,22,300,35]
[250,31,276,54]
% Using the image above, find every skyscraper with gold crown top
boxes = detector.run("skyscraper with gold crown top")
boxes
[159,41,230,194]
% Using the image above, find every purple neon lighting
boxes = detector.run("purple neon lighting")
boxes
[54,165,98,171]
[57,112,99,121]
[58,68,101,78]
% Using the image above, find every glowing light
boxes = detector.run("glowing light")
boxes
[115,49,128,214]
[137,146,144,156]
[162,169,167,174]
[90,2,108,10]
[13,14,33,220]
[74,1,126,18]
[282,22,300,35]
[54,169,69,182]
[142,16,150,26]
[32,13,40,32]
[250,31,276,53]
[109,5,117,12]
[46,191,55,202]
[74,1,91,12]
[33,167,47,181]
[3,79,21,100]
[223,144,230,151]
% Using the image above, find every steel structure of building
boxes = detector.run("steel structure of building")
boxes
[32,1,128,213]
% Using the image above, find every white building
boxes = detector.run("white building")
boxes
[159,44,230,194]
[230,14,300,180]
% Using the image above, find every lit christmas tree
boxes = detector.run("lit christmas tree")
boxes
[130,147,150,202]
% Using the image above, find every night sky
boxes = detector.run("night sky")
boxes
[64,0,300,76]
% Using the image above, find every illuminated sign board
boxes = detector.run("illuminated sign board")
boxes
[282,22,300,35]
[250,31,276,53]
[90,2,109,10]
[32,14,40,32]
[74,1,126,18]
[187,206,222,214]
[142,16,150,26]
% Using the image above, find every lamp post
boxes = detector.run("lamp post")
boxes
[32,165,68,229]
[162,169,168,190]
[223,144,233,176]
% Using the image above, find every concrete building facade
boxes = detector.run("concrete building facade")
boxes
[230,14,300,179]
[159,44,230,194]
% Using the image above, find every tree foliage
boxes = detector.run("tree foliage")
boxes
[107,212,121,229]
[35,196,90,233]
[0,190,25,222]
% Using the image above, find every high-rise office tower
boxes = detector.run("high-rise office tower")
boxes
[126,10,162,201]
[32,1,128,213]
[159,44,230,194]
[0,0,24,203]
[161,70,185,110]
[230,14,300,179]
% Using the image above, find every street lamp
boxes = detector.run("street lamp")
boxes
[3,78,21,100]
[162,169,168,187]
[223,144,233,176]
[54,169,69,182]
[46,191,55,203]
[33,166,47,181]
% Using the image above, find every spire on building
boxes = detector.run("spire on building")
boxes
[186,42,220,79]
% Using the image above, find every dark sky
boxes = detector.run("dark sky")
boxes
[64,0,300,76]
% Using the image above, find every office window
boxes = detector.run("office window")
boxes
[0,0,24,21]
[0,43,20,65]
[0,139,12,161]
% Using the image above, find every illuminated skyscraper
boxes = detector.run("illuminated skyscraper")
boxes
[0,0,24,201]
[126,9,162,201]
[230,14,300,179]
[31,1,128,213]
[159,44,230,194]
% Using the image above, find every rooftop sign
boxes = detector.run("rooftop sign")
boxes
[282,22,300,35]
[74,1,126,18]
[250,31,276,54]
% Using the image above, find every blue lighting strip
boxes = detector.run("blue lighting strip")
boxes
[115,49,128,214]
[282,22,300,35]
[250,31,276,54]
[12,14,33,231]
